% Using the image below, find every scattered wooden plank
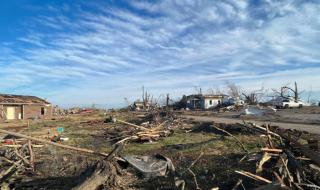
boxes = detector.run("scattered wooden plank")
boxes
[112,118,149,131]
[0,129,109,157]
[261,148,283,153]
[235,170,272,184]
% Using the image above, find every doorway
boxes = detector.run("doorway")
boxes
[6,107,15,120]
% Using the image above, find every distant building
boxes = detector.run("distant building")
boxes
[185,94,202,109]
[132,101,151,111]
[0,94,52,120]
[184,94,228,110]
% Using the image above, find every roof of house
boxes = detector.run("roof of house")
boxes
[0,94,50,105]
[202,94,227,99]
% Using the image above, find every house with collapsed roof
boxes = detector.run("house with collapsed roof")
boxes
[183,94,229,110]
[0,94,52,120]
[132,100,153,111]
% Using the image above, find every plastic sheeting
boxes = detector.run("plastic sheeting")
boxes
[242,106,276,116]
[123,154,175,178]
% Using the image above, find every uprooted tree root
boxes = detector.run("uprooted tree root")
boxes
[72,160,122,190]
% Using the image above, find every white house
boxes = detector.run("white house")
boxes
[185,94,228,110]
[201,95,225,109]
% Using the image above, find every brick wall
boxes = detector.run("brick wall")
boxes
[23,105,52,120]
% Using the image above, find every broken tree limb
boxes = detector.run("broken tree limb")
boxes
[231,179,243,190]
[241,121,281,139]
[187,152,204,171]
[212,124,249,153]
[12,144,30,166]
[0,129,109,157]
[0,160,22,181]
[72,142,125,190]
[28,140,35,171]
[0,144,44,148]
[235,170,272,184]
[283,150,304,184]
[273,171,285,187]
[279,157,294,184]
[266,125,274,148]
[188,168,201,190]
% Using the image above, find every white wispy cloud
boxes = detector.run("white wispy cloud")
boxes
[0,0,319,106]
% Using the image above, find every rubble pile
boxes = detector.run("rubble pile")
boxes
[1,107,320,189]
[0,140,36,189]
[104,109,182,143]
[233,122,320,189]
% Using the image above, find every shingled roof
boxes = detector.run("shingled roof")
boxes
[0,94,50,105]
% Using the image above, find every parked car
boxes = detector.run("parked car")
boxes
[275,98,304,109]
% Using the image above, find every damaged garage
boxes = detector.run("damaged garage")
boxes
[0,94,52,120]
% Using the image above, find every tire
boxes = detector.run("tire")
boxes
[284,104,289,109]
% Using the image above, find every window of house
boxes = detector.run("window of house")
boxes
[41,107,45,115]
[209,100,212,105]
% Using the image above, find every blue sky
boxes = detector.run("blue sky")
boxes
[0,0,320,107]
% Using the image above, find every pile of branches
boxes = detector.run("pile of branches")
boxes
[233,122,320,190]
[0,140,35,189]
[104,110,181,143]
[144,109,178,125]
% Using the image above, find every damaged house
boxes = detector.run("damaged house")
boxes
[0,94,53,120]
[183,94,228,110]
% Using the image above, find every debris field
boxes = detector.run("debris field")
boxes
[1,108,320,190]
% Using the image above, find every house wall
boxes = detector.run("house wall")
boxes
[202,98,222,109]
[2,105,23,120]
[23,105,53,120]
[0,105,4,120]
[187,99,202,109]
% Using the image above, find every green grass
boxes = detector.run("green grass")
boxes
[122,132,262,156]
[24,113,263,162]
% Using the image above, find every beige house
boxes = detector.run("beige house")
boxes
[0,94,52,120]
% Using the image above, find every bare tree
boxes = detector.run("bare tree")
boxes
[272,82,302,102]
[242,85,266,105]
[225,82,241,97]
[124,97,130,107]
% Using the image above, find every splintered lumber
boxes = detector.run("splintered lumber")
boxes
[261,148,283,153]
[112,118,149,131]
[235,170,272,184]
[212,124,249,153]
[0,129,109,157]
[256,152,272,173]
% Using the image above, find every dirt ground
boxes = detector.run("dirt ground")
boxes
[1,109,320,189]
